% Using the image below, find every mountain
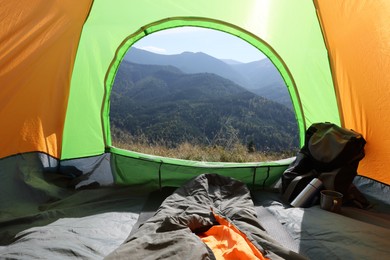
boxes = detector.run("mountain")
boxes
[230,59,284,89]
[124,48,291,108]
[111,61,299,152]
[125,48,251,89]
[230,60,292,108]
[221,59,243,65]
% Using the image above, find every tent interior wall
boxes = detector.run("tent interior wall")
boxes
[1,0,390,259]
[1,0,389,185]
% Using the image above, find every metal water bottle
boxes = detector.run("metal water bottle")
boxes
[290,178,323,208]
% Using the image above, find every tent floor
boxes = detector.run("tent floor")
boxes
[1,176,389,259]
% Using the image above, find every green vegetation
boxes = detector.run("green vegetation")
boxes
[111,126,296,162]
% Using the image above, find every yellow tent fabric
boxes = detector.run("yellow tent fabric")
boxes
[315,0,390,184]
[0,0,92,158]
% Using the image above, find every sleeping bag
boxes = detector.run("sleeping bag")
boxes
[105,173,306,260]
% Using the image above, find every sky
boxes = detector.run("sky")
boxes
[132,27,266,63]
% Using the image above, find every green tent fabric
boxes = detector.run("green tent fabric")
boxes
[63,0,338,160]
[61,0,338,188]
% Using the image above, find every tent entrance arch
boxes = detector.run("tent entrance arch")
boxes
[102,17,305,159]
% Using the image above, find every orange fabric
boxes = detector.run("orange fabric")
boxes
[198,214,268,260]
[315,0,390,185]
[0,0,92,158]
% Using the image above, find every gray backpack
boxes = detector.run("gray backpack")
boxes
[282,122,368,207]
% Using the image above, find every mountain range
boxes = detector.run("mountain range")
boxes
[111,60,299,152]
[124,48,291,108]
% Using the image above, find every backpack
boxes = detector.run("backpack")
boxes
[281,122,368,207]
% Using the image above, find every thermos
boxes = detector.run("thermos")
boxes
[290,178,323,208]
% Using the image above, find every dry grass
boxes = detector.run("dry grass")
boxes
[111,127,294,162]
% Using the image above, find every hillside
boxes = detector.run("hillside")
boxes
[231,60,292,108]
[124,48,291,108]
[111,61,299,152]
[125,48,251,89]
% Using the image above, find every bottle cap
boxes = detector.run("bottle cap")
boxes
[309,178,323,189]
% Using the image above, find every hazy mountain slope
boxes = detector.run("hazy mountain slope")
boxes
[124,48,292,107]
[231,59,292,108]
[125,48,251,89]
[230,59,284,89]
[111,61,299,152]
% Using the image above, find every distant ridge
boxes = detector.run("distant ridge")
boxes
[221,59,243,65]
[125,48,291,108]
[125,48,251,89]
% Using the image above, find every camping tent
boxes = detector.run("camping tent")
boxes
[1,0,389,187]
[2,0,390,188]
[1,1,390,258]
[0,0,390,187]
